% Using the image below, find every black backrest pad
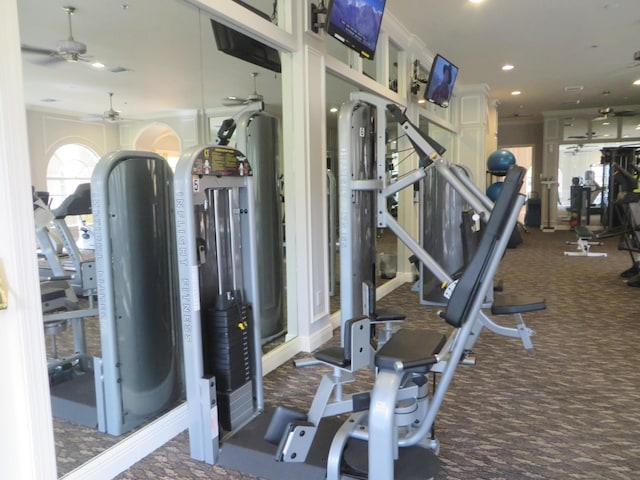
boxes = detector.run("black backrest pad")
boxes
[443,166,526,328]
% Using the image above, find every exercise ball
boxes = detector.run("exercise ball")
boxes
[487,149,516,175]
[486,181,504,201]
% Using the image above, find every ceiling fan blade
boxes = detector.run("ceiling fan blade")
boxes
[80,114,105,122]
[222,97,248,106]
[21,44,57,56]
[613,110,637,117]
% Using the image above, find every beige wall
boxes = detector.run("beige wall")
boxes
[26,109,120,190]
[498,120,544,196]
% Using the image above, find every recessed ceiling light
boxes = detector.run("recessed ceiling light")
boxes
[511,91,522,95]
[91,62,105,69]
[329,107,338,113]
[633,79,640,85]
[502,64,514,71]
[469,0,484,3]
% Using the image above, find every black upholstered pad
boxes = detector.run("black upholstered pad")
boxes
[40,284,67,303]
[373,308,406,322]
[491,293,546,315]
[314,346,349,368]
[374,329,446,371]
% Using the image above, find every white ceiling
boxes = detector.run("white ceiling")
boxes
[16,0,640,121]
[387,0,640,119]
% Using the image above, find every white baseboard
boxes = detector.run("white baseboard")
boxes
[62,403,188,480]
[262,335,305,375]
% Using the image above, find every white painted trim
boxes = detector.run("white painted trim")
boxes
[377,273,413,300]
[187,0,296,52]
[262,336,304,374]
[62,404,188,480]
[0,1,58,478]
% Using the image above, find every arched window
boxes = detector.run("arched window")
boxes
[46,144,99,208]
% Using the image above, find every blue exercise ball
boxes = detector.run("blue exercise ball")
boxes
[487,149,516,175]
[486,181,504,201]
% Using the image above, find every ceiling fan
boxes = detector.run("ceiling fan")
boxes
[594,106,638,120]
[223,72,264,106]
[21,6,90,65]
[82,93,125,123]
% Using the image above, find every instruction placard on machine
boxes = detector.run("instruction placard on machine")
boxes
[191,146,252,177]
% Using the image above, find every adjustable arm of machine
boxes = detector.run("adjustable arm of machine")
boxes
[386,103,447,167]
[215,101,265,146]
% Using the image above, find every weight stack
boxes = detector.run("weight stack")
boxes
[205,294,253,431]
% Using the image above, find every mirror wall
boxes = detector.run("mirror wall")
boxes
[18,0,290,475]
[325,70,401,315]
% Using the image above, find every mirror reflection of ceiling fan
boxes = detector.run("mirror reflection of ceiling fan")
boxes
[592,90,638,120]
[21,6,89,64]
[223,72,264,106]
[593,106,638,121]
[20,5,130,73]
[82,93,127,123]
[563,144,599,155]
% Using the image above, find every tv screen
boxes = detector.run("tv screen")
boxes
[424,54,459,108]
[325,0,387,60]
[211,4,281,74]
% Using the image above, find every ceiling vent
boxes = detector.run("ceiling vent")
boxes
[564,85,584,92]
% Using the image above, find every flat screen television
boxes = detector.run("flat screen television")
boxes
[424,54,459,108]
[210,3,281,73]
[325,0,387,60]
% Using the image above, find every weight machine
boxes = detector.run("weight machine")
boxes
[45,151,184,435]
[176,92,540,479]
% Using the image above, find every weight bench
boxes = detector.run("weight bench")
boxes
[564,225,607,257]
[489,293,545,356]
[326,166,529,479]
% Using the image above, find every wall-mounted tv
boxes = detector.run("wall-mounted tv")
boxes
[325,0,387,60]
[210,3,281,73]
[424,54,459,108]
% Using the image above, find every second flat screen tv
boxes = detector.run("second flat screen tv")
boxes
[325,0,387,60]
[424,54,459,108]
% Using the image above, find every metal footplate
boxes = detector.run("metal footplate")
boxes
[275,421,318,462]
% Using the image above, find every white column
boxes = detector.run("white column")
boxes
[280,41,333,352]
[456,84,492,190]
[541,116,561,230]
[0,1,57,478]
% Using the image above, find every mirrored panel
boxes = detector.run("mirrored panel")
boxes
[563,117,591,141]
[591,117,618,140]
[326,72,398,314]
[621,115,640,139]
[18,0,288,475]
[388,40,400,93]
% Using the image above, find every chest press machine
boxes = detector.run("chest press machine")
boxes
[175,92,540,479]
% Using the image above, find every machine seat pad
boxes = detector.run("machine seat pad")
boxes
[314,346,349,368]
[375,329,446,372]
[491,293,546,315]
[575,226,594,239]
[40,285,67,303]
[372,308,406,322]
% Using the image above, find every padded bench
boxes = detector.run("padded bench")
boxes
[374,328,447,373]
[491,293,546,315]
[488,293,545,356]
